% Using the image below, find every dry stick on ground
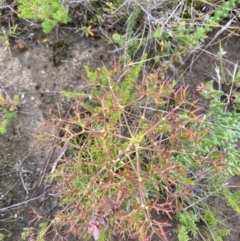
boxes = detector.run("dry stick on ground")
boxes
[13,151,33,199]
[50,144,68,174]
[0,190,49,212]
[0,152,33,201]
[0,180,19,201]
[0,1,17,11]
[183,182,229,211]
[0,84,13,104]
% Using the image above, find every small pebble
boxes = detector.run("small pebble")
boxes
[15,42,28,53]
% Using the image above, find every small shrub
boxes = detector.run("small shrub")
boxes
[36,58,240,240]
[18,0,69,34]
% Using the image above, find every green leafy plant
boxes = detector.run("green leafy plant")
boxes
[18,0,69,34]
[197,80,240,175]
[0,233,4,241]
[33,55,240,241]
[36,222,47,241]
[177,206,230,241]
[175,78,240,240]
[21,223,48,241]
[204,209,230,241]
[177,210,199,238]
[0,230,12,241]
[178,225,190,241]
[0,93,19,134]
[21,227,34,240]
[223,187,240,215]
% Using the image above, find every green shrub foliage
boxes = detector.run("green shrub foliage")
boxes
[18,0,69,34]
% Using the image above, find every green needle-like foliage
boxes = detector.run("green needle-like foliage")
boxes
[18,0,69,34]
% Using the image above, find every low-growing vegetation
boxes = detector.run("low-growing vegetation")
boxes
[0,0,240,240]
[31,60,240,241]
[16,0,240,64]
[18,0,69,34]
